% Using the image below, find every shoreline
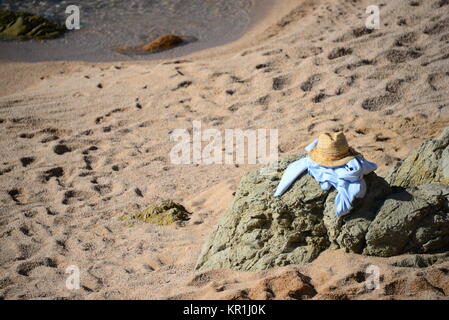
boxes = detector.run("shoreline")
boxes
[0,0,298,98]
[0,0,293,98]
[0,0,280,64]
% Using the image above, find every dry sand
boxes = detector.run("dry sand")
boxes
[1,0,449,299]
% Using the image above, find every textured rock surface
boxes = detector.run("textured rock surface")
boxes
[195,155,391,271]
[0,10,64,40]
[364,184,449,257]
[392,252,449,268]
[197,130,449,271]
[386,127,449,187]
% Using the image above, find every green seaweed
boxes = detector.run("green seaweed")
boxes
[120,200,191,225]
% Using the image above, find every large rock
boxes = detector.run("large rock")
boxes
[364,184,449,257]
[0,10,64,40]
[386,127,449,187]
[195,155,391,271]
[196,128,449,271]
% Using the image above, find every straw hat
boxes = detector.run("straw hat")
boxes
[308,132,362,167]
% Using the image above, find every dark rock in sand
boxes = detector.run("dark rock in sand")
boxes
[0,10,64,40]
[115,34,196,54]
[386,127,449,187]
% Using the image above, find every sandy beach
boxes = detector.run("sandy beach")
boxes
[1,0,449,300]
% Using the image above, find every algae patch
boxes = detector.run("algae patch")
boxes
[0,10,65,40]
[121,201,191,225]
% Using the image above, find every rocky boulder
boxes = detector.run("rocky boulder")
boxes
[386,127,449,187]
[195,155,391,271]
[196,128,449,271]
[364,184,449,257]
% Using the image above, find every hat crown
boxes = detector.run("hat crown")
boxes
[316,132,350,156]
[308,131,361,167]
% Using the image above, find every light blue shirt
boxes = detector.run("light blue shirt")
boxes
[274,139,377,217]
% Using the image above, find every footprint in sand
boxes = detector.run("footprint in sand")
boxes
[16,243,39,260]
[427,72,449,91]
[300,74,321,92]
[394,32,418,47]
[173,80,192,91]
[82,146,99,155]
[62,190,93,205]
[19,224,33,237]
[19,133,35,139]
[424,16,449,36]
[8,188,22,204]
[0,165,14,175]
[42,167,64,182]
[20,157,35,168]
[272,75,290,91]
[53,144,72,155]
[334,60,374,75]
[94,107,128,126]
[374,133,391,142]
[384,48,422,64]
[41,135,59,143]
[83,155,95,170]
[312,92,330,103]
[255,63,271,70]
[16,257,57,276]
[361,94,400,112]
[327,47,353,60]
[111,163,128,172]
[385,79,406,94]
[93,183,114,196]
[334,27,373,42]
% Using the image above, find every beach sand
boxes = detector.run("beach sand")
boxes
[0,0,449,299]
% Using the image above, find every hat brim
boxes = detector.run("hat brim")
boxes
[308,147,362,168]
